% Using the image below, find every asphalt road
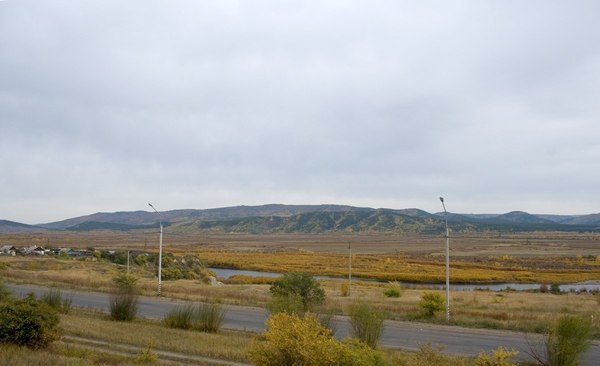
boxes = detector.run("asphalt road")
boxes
[6,283,600,365]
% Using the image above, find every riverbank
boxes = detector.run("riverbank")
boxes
[209,267,600,292]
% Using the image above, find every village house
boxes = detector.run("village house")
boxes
[21,246,47,256]
[0,245,17,256]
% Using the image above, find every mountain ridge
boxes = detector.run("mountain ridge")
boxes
[1,204,599,234]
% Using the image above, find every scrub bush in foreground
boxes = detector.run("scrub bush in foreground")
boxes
[0,295,60,348]
[249,312,387,366]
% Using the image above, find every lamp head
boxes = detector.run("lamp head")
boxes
[439,197,444,203]
[148,203,158,214]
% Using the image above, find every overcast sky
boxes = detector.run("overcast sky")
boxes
[1,1,599,224]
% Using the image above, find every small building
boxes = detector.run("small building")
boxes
[0,245,17,256]
[22,246,46,256]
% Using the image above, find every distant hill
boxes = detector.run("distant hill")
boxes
[560,213,600,226]
[39,204,365,230]
[0,204,595,234]
[0,220,48,233]
[496,211,557,224]
[65,221,162,231]
[176,210,445,234]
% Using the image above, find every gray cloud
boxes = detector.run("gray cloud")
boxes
[1,1,599,223]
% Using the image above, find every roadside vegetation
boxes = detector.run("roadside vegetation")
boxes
[249,312,388,366]
[164,301,225,332]
[527,315,593,366]
[109,273,139,321]
[41,288,73,314]
[0,294,60,348]
[2,254,600,338]
[0,280,594,366]
[269,272,325,312]
[0,306,481,366]
[348,300,385,348]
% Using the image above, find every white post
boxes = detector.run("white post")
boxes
[148,203,163,297]
[158,221,163,296]
[440,197,450,322]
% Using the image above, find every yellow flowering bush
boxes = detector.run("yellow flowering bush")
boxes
[249,312,387,366]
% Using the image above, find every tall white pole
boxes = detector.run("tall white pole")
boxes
[158,222,163,296]
[148,203,163,297]
[440,197,450,322]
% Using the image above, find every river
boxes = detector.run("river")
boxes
[209,267,600,292]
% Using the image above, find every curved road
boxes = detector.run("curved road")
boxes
[7,284,599,365]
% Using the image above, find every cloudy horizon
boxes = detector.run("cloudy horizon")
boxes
[1,1,599,224]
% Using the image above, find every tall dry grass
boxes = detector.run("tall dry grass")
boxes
[61,311,251,362]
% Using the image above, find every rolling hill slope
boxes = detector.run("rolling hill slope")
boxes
[0,220,48,233]
[0,204,596,234]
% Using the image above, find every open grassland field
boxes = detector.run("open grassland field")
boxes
[3,235,600,284]
[3,231,600,283]
[2,231,600,337]
[3,231,600,255]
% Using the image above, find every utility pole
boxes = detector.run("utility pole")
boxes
[440,197,450,322]
[148,203,163,297]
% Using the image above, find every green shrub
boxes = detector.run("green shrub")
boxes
[419,291,445,318]
[41,288,72,314]
[163,302,225,332]
[194,301,225,333]
[270,272,325,311]
[109,292,138,321]
[383,288,401,298]
[0,295,60,348]
[267,293,305,316]
[109,273,139,321]
[383,281,402,298]
[549,284,561,294]
[133,254,148,266]
[348,300,385,348]
[546,315,592,366]
[163,304,195,329]
[112,273,139,293]
[339,338,388,366]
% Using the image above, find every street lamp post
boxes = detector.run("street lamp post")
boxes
[148,203,163,296]
[440,197,450,322]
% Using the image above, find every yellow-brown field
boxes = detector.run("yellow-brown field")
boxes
[2,230,600,337]
[3,231,600,284]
